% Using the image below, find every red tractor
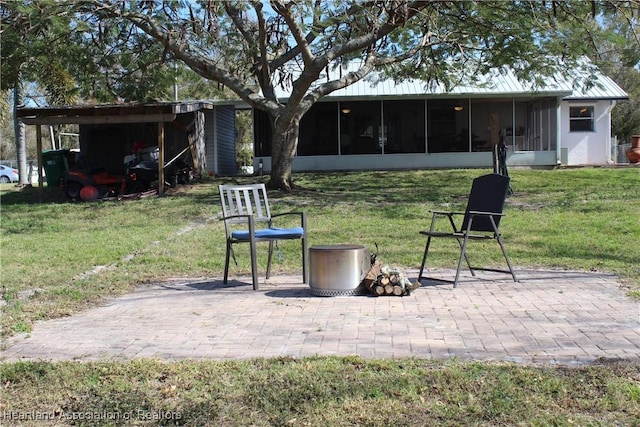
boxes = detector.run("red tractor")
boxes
[61,168,127,201]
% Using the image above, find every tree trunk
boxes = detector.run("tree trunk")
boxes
[268,117,300,192]
[13,85,28,186]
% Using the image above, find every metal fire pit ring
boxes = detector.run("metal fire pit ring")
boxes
[308,244,371,296]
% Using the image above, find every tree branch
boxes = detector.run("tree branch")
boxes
[323,1,429,64]
[248,1,277,101]
[83,1,282,112]
[271,0,315,66]
[223,2,257,51]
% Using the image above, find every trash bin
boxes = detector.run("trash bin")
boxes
[617,144,630,164]
[41,149,70,187]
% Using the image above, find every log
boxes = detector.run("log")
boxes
[374,284,385,296]
[362,258,415,297]
[363,261,382,291]
[407,280,421,292]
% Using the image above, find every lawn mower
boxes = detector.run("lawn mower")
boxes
[61,144,192,201]
[60,168,128,201]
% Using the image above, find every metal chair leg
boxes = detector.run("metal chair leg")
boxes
[454,236,475,276]
[497,234,518,282]
[418,236,433,280]
[266,240,274,280]
[248,221,259,291]
[301,236,308,284]
[453,235,471,288]
[223,241,231,284]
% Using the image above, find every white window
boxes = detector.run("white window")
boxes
[569,106,595,132]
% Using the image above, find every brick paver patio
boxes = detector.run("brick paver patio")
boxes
[2,268,639,365]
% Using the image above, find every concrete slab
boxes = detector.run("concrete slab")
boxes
[2,269,639,365]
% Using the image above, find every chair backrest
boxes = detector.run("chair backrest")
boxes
[461,174,510,232]
[219,184,272,232]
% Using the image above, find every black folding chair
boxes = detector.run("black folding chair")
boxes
[418,173,518,288]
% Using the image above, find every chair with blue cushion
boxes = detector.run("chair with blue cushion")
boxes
[219,183,307,290]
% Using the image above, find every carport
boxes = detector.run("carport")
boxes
[16,101,215,199]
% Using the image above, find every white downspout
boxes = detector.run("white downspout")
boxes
[605,100,617,164]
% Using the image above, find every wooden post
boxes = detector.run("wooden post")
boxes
[158,121,165,196]
[172,115,199,172]
[188,132,198,172]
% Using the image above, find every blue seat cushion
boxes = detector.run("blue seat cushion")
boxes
[232,227,304,241]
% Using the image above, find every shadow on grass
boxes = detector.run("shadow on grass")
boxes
[0,184,69,205]
[0,170,487,208]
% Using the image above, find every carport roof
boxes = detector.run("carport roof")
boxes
[16,101,215,125]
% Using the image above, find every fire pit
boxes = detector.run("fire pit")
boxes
[308,244,371,296]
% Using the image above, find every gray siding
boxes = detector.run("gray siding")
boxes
[215,105,237,176]
[204,109,215,175]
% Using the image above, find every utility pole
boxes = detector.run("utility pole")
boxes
[13,83,28,186]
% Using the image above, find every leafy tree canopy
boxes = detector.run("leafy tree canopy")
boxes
[3,1,638,189]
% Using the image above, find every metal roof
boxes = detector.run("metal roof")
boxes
[16,101,215,126]
[560,73,629,100]
[274,60,628,101]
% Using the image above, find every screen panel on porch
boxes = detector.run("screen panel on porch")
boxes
[427,100,470,153]
[383,100,426,154]
[338,101,381,155]
[469,98,558,152]
[298,102,339,155]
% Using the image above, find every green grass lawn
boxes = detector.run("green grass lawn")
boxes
[1,357,638,426]
[1,167,639,425]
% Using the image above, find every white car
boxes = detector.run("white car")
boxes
[0,164,19,183]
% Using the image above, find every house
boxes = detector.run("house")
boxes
[16,60,629,188]
[253,60,629,173]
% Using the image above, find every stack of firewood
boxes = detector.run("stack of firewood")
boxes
[362,261,421,297]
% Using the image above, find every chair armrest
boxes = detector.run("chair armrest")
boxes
[220,214,266,230]
[430,210,465,216]
[271,211,306,228]
[467,210,505,217]
[424,210,464,233]
[271,211,305,219]
[219,213,251,222]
